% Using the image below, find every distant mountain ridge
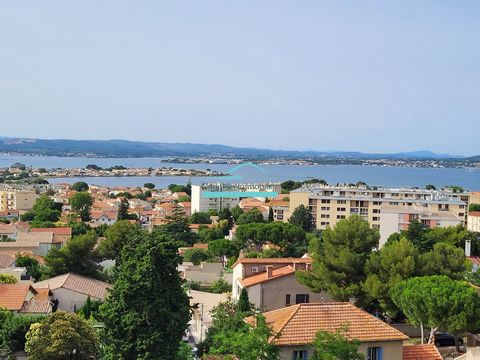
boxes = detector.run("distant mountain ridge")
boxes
[0,136,468,160]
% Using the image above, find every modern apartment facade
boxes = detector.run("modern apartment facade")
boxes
[288,185,469,246]
[191,182,281,214]
[0,190,37,211]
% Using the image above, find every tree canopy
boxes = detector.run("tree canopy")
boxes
[71,181,89,192]
[309,328,364,360]
[235,222,307,257]
[25,311,98,360]
[297,215,379,303]
[44,231,102,279]
[97,220,139,261]
[236,208,265,225]
[99,230,190,359]
[69,192,93,222]
[391,276,480,344]
[288,204,315,232]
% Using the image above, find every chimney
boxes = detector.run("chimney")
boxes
[266,266,273,279]
[465,240,472,257]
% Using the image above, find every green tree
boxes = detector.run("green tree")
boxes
[425,184,436,190]
[153,218,198,247]
[236,208,265,225]
[288,204,315,232]
[0,274,17,284]
[218,208,234,231]
[71,181,89,192]
[190,212,212,224]
[210,314,279,360]
[231,205,244,221]
[44,231,102,279]
[144,182,155,189]
[405,220,427,250]
[117,198,131,221]
[99,230,190,359]
[177,195,191,202]
[235,222,307,257]
[297,215,379,303]
[267,207,274,222]
[0,308,44,355]
[469,203,480,212]
[21,195,61,225]
[391,275,480,350]
[210,277,231,294]
[176,342,193,360]
[309,328,364,360]
[25,311,98,360]
[419,242,470,280]
[97,220,139,261]
[363,237,419,317]
[183,248,214,265]
[237,288,251,313]
[209,239,238,259]
[15,254,43,281]
[70,192,93,222]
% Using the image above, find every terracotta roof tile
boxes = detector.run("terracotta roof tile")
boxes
[34,273,111,300]
[21,288,52,314]
[240,265,295,287]
[403,344,442,360]
[233,257,312,268]
[0,284,32,310]
[31,227,72,236]
[245,302,409,345]
[469,212,480,217]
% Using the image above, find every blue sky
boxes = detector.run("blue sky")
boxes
[0,1,479,155]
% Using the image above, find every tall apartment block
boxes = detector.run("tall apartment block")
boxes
[288,185,469,246]
[0,190,38,211]
[191,183,281,214]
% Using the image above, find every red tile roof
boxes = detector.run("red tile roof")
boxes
[0,284,32,310]
[240,265,295,287]
[233,257,312,268]
[403,344,442,360]
[245,302,409,345]
[469,212,480,217]
[31,227,72,236]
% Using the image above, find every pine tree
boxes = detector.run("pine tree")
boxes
[99,231,190,359]
[268,207,274,222]
[237,288,251,313]
[117,198,130,220]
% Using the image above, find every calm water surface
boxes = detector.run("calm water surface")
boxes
[1,155,479,190]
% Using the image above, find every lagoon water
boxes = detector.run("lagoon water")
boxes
[1,155,479,190]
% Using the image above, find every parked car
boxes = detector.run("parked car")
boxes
[433,333,463,347]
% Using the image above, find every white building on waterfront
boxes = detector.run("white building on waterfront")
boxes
[191,182,281,214]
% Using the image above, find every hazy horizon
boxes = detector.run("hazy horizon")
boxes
[1,1,479,155]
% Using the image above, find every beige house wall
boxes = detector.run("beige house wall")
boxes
[51,287,102,312]
[248,273,331,311]
[278,340,403,360]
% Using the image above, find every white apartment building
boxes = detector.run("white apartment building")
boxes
[191,183,281,214]
[289,185,469,246]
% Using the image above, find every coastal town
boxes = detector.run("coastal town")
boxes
[1,167,480,359]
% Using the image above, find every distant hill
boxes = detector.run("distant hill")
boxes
[466,155,480,161]
[0,136,463,160]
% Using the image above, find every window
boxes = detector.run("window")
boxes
[285,294,291,306]
[337,207,346,212]
[321,199,330,204]
[321,214,330,218]
[337,200,347,204]
[321,206,330,211]
[295,294,310,304]
[367,347,383,360]
[251,267,258,273]
[292,350,308,360]
[261,265,267,271]
[337,215,346,219]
